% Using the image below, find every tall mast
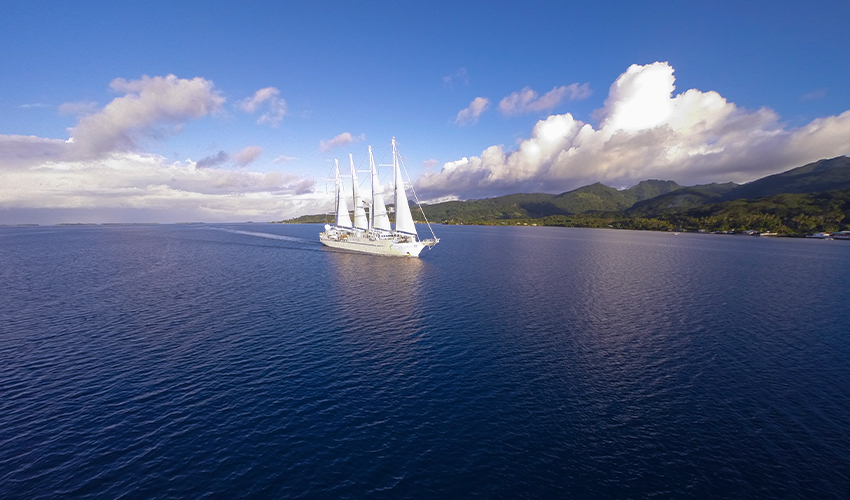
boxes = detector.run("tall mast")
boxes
[368,147,374,229]
[334,159,352,228]
[392,137,418,236]
[370,145,391,231]
[350,154,368,230]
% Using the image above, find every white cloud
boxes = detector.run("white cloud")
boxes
[455,97,490,125]
[319,132,365,152]
[498,83,592,116]
[238,87,287,126]
[443,68,469,87]
[274,155,297,163]
[232,146,263,167]
[69,74,224,158]
[417,62,850,201]
[0,76,326,224]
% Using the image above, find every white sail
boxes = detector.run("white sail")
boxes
[392,138,417,236]
[370,146,391,232]
[334,159,353,228]
[350,154,368,230]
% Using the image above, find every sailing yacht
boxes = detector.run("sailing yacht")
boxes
[319,138,440,257]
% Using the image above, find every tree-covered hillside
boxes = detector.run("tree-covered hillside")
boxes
[722,156,850,200]
[418,180,684,222]
[281,156,850,235]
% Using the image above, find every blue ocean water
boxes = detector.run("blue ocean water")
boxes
[1,223,849,498]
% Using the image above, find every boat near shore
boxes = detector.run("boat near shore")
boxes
[807,232,833,239]
[319,138,439,257]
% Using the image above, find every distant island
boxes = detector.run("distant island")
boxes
[282,156,850,237]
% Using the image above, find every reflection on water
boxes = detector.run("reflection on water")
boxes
[327,251,424,318]
[326,251,426,367]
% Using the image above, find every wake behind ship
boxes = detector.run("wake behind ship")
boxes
[319,138,439,257]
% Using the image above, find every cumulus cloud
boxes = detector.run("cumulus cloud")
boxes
[69,74,224,158]
[498,83,591,116]
[423,159,438,171]
[238,87,287,126]
[232,146,263,167]
[0,76,328,224]
[443,68,469,87]
[319,132,365,152]
[455,97,490,125]
[417,62,850,201]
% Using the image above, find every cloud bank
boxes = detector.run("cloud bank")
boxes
[418,62,850,201]
[0,75,324,224]
[0,147,323,224]
[0,147,323,220]
[0,152,321,223]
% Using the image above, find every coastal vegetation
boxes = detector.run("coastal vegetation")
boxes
[283,156,850,236]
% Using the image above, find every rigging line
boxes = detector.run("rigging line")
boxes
[397,151,438,241]
[376,140,394,175]
[374,153,394,185]
[320,162,338,217]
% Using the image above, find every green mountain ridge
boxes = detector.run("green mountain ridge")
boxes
[626,182,739,216]
[418,156,850,223]
[721,156,850,201]
[421,179,685,222]
[283,155,850,234]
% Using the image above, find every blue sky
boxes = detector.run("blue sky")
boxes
[1,0,849,223]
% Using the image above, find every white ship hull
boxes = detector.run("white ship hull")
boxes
[320,229,437,257]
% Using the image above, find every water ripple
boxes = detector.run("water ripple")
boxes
[1,225,849,498]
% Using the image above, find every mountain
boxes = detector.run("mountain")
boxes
[625,179,684,204]
[722,156,850,201]
[419,180,682,222]
[626,182,739,216]
[553,180,683,213]
[419,156,850,223]
[283,155,850,228]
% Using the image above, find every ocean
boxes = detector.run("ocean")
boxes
[2,223,849,498]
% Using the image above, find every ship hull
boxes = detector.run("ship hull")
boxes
[320,231,430,257]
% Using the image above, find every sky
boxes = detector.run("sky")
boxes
[1,0,849,223]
